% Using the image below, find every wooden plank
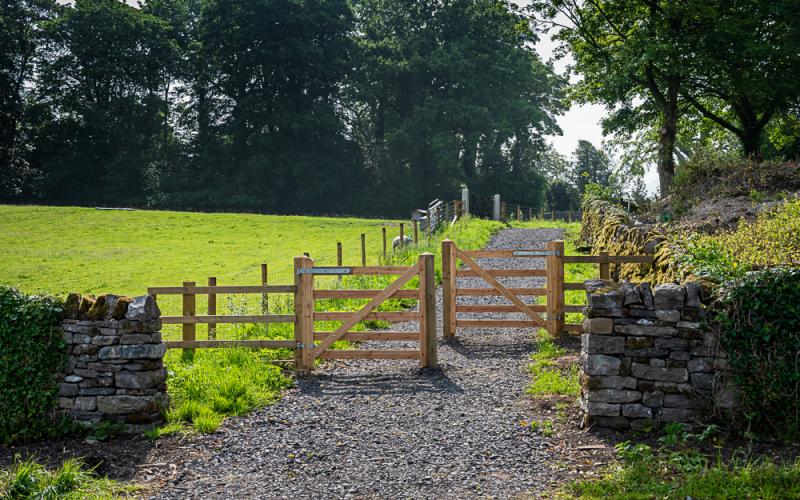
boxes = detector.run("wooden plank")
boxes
[182,281,195,353]
[564,282,586,291]
[319,350,420,360]
[313,263,421,356]
[207,277,217,339]
[164,340,295,349]
[314,289,419,299]
[419,253,437,368]
[456,304,547,313]
[295,256,314,371]
[313,331,419,341]
[261,264,269,313]
[599,251,610,280]
[442,239,456,339]
[455,288,546,296]
[460,249,548,258]
[546,240,565,338]
[313,311,419,322]
[456,320,542,328]
[563,255,653,264]
[360,233,367,266]
[162,314,295,324]
[456,268,546,278]
[148,285,296,295]
[564,323,584,334]
[455,249,545,327]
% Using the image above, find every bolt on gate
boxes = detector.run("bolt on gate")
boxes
[441,239,654,337]
[149,253,438,372]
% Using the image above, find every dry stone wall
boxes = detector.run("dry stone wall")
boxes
[580,280,734,430]
[59,293,167,427]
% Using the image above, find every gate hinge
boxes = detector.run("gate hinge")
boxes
[296,342,316,350]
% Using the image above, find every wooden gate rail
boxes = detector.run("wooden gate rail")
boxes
[296,254,437,371]
[147,283,297,350]
[442,239,653,338]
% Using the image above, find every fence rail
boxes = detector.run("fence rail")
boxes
[443,240,654,337]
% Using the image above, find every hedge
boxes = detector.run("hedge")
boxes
[0,286,66,444]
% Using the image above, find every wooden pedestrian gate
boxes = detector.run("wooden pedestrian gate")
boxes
[441,239,654,338]
[149,253,438,372]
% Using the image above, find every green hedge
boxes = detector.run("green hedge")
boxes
[713,267,800,438]
[0,286,66,444]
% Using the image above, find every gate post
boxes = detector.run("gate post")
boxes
[545,240,565,337]
[599,251,610,280]
[294,255,315,371]
[461,187,470,217]
[419,253,438,368]
[442,239,457,340]
[492,194,501,221]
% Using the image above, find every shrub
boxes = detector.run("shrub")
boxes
[0,286,66,444]
[712,267,800,438]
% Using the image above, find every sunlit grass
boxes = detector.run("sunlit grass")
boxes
[0,456,136,499]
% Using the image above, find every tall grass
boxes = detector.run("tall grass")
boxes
[0,457,134,499]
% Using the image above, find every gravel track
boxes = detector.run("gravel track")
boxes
[152,228,565,499]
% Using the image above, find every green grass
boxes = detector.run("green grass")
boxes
[526,330,580,397]
[563,442,800,499]
[0,456,135,499]
[0,205,504,434]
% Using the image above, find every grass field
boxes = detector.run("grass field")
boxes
[1,204,506,433]
[0,205,405,296]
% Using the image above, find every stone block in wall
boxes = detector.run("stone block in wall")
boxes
[580,280,734,431]
[58,293,166,429]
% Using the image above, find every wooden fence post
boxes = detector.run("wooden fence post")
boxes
[442,239,457,340]
[599,251,610,280]
[517,205,521,221]
[261,264,268,313]
[294,256,314,371]
[337,242,343,282]
[207,277,217,340]
[528,207,532,221]
[413,220,419,244]
[360,234,366,266]
[545,241,565,338]
[382,227,387,260]
[399,223,405,248]
[182,281,196,355]
[419,252,438,368]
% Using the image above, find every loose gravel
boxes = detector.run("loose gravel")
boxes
[149,228,567,499]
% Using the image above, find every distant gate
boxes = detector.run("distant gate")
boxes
[441,239,653,338]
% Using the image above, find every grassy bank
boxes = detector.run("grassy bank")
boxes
[0,457,134,498]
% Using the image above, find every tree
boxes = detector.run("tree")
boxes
[533,0,695,197]
[0,0,55,199]
[681,0,800,160]
[571,140,615,194]
[352,0,564,214]
[33,0,177,204]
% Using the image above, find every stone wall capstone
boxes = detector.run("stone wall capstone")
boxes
[59,293,166,427]
[580,280,735,431]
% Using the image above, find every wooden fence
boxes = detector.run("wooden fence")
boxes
[499,201,581,223]
[442,239,653,337]
[148,254,438,371]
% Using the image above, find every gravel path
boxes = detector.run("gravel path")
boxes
[151,228,565,499]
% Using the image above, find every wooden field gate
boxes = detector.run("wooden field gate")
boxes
[441,239,653,337]
[148,253,437,371]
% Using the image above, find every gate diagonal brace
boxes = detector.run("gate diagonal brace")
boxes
[455,248,546,328]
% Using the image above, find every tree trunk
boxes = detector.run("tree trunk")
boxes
[656,85,679,198]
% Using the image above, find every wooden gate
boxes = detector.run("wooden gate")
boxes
[294,253,437,371]
[441,239,653,338]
